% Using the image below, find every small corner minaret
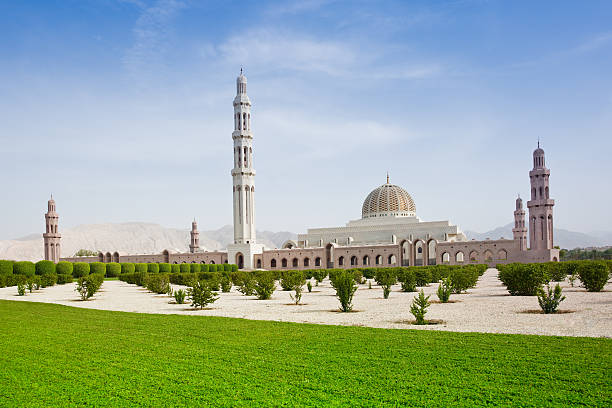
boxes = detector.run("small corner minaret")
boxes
[43,195,61,263]
[527,143,555,250]
[189,218,200,253]
[512,195,528,251]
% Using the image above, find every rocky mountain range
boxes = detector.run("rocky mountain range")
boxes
[1,222,610,262]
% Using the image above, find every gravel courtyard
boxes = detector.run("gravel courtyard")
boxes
[1,268,610,338]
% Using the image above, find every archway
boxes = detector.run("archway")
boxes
[292,258,298,268]
[281,258,288,268]
[414,241,424,266]
[363,255,370,266]
[256,259,262,269]
[304,257,310,267]
[325,244,334,268]
[350,256,358,266]
[271,259,277,268]
[375,255,383,265]
[497,249,507,260]
[400,240,411,266]
[427,240,436,265]
[338,256,344,266]
[469,250,478,262]
[441,252,450,263]
[455,251,464,263]
[236,253,244,269]
[315,257,321,267]
[484,250,493,262]
[388,254,397,265]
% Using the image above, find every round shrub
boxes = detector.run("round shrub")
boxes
[106,262,121,278]
[120,263,135,274]
[13,261,35,277]
[577,261,610,292]
[147,263,159,274]
[90,262,106,275]
[498,263,548,296]
[159,263,171,273]
[73,262,90,278]
[56,261,73,276]
[135,263,148,273]
[544,262,566,282]
[35,260,56,275]
[171,264,180,273]
[0,260,15,276]
[40,273,57,287]
[190,263,201,273]
[57,274,73,284]
[179,263,191,273]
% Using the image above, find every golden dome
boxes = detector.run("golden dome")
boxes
[362,181,416,219]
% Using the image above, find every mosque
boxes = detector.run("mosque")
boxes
[53,71,560,269]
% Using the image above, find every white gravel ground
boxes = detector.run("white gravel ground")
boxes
[1,268,610,338]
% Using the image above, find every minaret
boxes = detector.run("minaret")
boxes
[227,70,264,269]
[43,195,61,263]
[189,219,200,253]
[512,195,528,251]
[231,69,256,245]
[527,144,555,250]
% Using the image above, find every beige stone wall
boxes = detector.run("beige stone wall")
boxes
[61,251,228,265]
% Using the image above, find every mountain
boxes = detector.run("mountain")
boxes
[464,223,611,249]
[0,223,297,262]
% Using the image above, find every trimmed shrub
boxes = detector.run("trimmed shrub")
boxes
[135,263,148,273]
[174,289,186,304]
[121,263,135,274]
[312,270,327,286]
[56,261,73,276]
[410,289,431,325]
[147,263,160,274]
[179,263,191,273]
[159,263,171,273]
[145,274,170,294]
[39,273,57,287]
[57,274,73,284]
[190,263,201,273]
[199,264,209,272]
[208,264,218,272]
[499,263,548,296]
[106,262,121,278]
[35,260,55,276]
[284,271,306,304]
[90,262,106,276]
[237,272,257,296]
[223,264,232,272]
[73,262,90,278]
[0,260,14,276]
[8,274,27,287]
[577,261,610,292]
[76,273,104,300]
[17,283,26,296]
[334,271,358,312]
[537,283,566,313]
[171,264,180,273]
[414,267,431,287]
[220,274,232,292]
[449,266,479,294]
[13,261,35,277]
[375,269,396,299]
[398,269,416,292]
[544,262,566,282]
[230,264,238,272]
[188,281,219,309]
[254,271,276,300]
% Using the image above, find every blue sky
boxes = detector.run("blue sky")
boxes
[1,0,611,240]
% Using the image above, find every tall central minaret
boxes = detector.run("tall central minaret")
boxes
[227,70,264,269]
[43,196,61,263]
[232,69,256,244]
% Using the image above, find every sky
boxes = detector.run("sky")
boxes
[1,0,611,240]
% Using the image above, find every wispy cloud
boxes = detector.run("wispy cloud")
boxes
[122,0,186,84]
[264,0,335,16]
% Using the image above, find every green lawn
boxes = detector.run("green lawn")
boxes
[0,300,610,407]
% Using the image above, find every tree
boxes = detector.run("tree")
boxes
[74,249,98,257]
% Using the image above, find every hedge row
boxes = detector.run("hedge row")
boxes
[0,260,238,282]
[497,260,611,295]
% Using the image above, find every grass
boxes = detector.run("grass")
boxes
[0,300,610,407]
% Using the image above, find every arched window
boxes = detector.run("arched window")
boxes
[545,186,549,199]
[469,251,478,262]
[388,254,396,265]
[256,259,262,269]
[350,256,357,266]
[497,249,507,260]
[292,258,298,268]
[375,255,382,265]
[539,186,543,198]
[532,187,536,200]
[338,256,344,266]
[282,258,287,268]
[484,250,493,261]
[304,258,310,267]
[442,252,450,263]
[271,259,277,268]
[455,251,464,263]
[363,255,369,265]
[315,257,321,267]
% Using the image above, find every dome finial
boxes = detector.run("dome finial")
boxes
[537,137,540,149]
[386,172,389,184]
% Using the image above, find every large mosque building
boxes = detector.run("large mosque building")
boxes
[54,72,560,268]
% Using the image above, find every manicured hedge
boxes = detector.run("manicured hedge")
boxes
[577,261,610,292]
[135,263,148,273]
[121,263,135,274]
[159,263,171,273]
[171,264,180,273]
[190,264,201,273]
[40,273,57,288]
[35,260,55,276]
[0,260,14,276]
[208,264,217,272]
[179,263,191,273]
[498,263,548,296]
[57,274,73,284]
[73,263,90,278]
[90,262,106,276]
[13,261,35,277]
[106,263,121,278]
[200,264,209,272]
[56,261,73,276]
[147,263,159,274]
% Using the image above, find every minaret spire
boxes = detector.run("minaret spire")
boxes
[43,196,61,263]
[386,172,389,184]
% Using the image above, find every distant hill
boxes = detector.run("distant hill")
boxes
[0,223,297,262]
[464,223,611,250]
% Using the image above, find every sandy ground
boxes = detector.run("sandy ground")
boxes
[1,269,610,338]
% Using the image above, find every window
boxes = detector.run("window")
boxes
[304,258,310,267]
[338,256,344,266]
[282,258,287,268]
[315,257,321,267]
[271,259,277,268]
